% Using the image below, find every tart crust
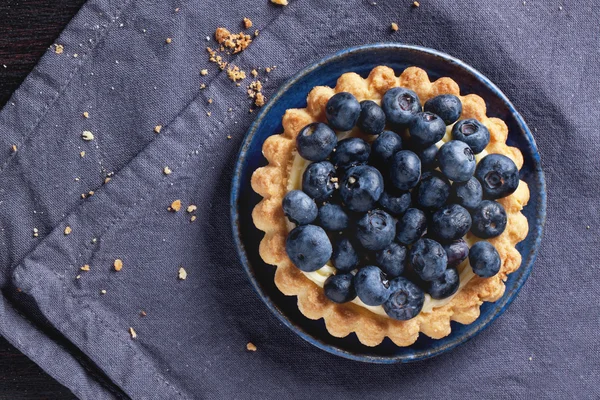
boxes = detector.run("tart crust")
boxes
[251,66,530,347]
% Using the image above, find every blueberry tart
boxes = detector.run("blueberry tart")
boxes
[251,66,529,347]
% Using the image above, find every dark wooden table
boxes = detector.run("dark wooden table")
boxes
[0,1,86,398]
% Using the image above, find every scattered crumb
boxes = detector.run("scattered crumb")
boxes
[190,215,197,222]
[64,226,72,235]
[254,29,259,37]
[206,111,212,116]
[251,69,258,77]
[271,0,288,5]
[206,47,228,70]
[83,111,89,118]
[129,327,137,339]
[81,131,94,141]
[170,199,182,212]
[163,166,172,175]
[265,67,271,73]
[528,356,533,361]
[80,151,86,158]
[391,22,399,31]
[200,83,207,89]
[140,310,147,317]
[227,135,232,140]
[154,125,162,134]
[92,238,97,244]
[255,93,265,107]
[208,98,213,104]
[81,264,90,271]
[247,80,266,107]
[114,259,123,272]
[104,177,111,184]
[412,1,420,7]
[33,228,39,238]
[246,342,257,351]
[186,205,197,213]
[175,7,180,12]
[73,53,78,58]
[76,275,81,280]
[81,193,86,199]
[178,267,187,280]
[54,44,64,54]
[586,225,590,229]
[166,37,173,44]
[88,190,94,197]
[200,69,208,76]
[101,289,107,295]
[243,17,253,29]
[215,27,231,43]
[11,144,17,153]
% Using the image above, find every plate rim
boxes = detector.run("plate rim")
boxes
[230,43,547,363]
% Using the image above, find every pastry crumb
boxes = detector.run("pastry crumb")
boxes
[83,111,89,118]
[265,67,271,73]
[80,151,86,158]
[208,98,213,104]
[129,327,137,339]
[206,111,212,116]
[81,131,94,141]
[254,29,259,37]
[170,199,182,212]
[140,310,147,317]
[200,69,208,76]
[101,289,107,295]
[75,275,81,280]
[178,267,187,280]
[391,22,399,31]
[246,342,257,351]
[190,215,197,222]
[11,144,17,153]
[166,37,173,44]
[33,228,39,237]
[227,65,246,82]
[215,27,231,43]
[163,166,172,175]
[54,44,64,54]
[186,205,197,213]
[154,125,162,134]
[200,83,207,89]
[243,17,253,29]
[104,177,111,184]
[412,1,420,7]
[114,259,123,272]
[64,226,72,235]
[271,0,288,5]
[251,69,258,77]
[80,264,90,271]
[227,135,232,140]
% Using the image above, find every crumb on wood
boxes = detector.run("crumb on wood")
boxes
[114,259,123,272]
[64,226,72,235]
[186,205,197,213]
[154,125,162,134]
[178,267,187,280]
[129,327,137,339]
[82,131,94,141]
[391,22,399,31]
[243,17,253,29]
[163,166,172,175]
[246,342,257,351]
[271,0,288,5]
[54,44,64,54]
[81,264,90,271]
[169,199,182,212]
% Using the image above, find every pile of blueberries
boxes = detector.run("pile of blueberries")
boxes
[282,87,520,321]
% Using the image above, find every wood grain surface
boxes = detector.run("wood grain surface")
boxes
[0,1,86,398]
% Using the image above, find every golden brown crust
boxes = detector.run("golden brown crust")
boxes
[251,66,530,347]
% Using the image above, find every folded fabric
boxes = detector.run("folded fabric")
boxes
[0,0,598,398]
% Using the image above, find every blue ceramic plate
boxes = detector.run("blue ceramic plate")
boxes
[230,43,546,363]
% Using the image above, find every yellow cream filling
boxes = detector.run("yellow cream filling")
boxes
[287,122,488,317]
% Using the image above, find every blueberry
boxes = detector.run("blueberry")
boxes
[370,130,403,168]
[285,225,332,272]
[431,204,472,242]
[471,200,507,238]
[354,266,392,306]
[331,137,370,168]
[378,190,412,216]
[332,237,359,272]
[410,238,448,281]
[418,144,439,170]
[390,150,421,191]
[382,87,422,127]
[469,241,501,278]
[451,177,483,210]
[356,209,395,251]
[318,203,349,231]
[282,190,318,225]
[427,268,460,299]
[437,140,476,183]
[302,161,336,201]
[396,208,428,245]
[324,273,357,303]
[383,277,425,320]
[296,122,338,161]
[451,119,490,154]
[357,100,386,135]
[475,154,520,199]
[443,239,469,268]
[408,112,447,149]
[325,92,361,131]
[375,242,407,278]
[415,171,450,210]
[340,165,384,212]
[424,94,463,125]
